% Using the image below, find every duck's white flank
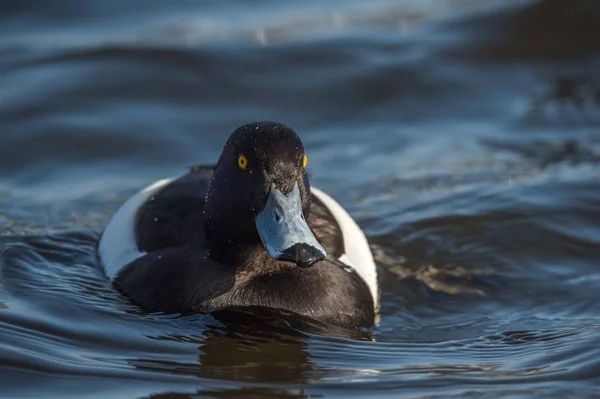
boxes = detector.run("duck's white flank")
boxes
[99,179,379,308]
[99,178,173,280]
[310,188,379,308]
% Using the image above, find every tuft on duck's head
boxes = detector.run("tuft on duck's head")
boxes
[203,121,326,268]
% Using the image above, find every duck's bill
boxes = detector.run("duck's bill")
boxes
[255,183,326,268]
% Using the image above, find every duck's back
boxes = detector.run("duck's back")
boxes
[134,166,212,254]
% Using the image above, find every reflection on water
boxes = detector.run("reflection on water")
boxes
[1,0,600,398]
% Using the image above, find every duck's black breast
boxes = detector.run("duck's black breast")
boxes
[115,165,373,327]
[115,246,374,327]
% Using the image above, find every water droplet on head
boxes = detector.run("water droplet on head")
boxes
[343,265,353,273]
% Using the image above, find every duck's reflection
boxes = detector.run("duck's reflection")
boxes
[196,308,315,385]
[131,308,373,399]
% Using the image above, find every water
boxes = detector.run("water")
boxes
[1,0,600,397]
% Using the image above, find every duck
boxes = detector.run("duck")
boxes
[98,121,378,328]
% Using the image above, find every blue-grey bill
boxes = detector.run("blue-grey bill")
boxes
[255,183,326,267]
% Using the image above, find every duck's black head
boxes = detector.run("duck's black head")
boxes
[204,121,326,268]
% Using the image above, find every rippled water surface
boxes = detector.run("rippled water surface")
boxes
[1,1,600,398]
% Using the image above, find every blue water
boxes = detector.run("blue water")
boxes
[1,0,600,398]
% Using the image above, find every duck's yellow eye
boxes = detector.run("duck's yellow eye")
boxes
[302,154,308,168]
[237,154,248,170]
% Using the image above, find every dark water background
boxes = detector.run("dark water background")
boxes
[1,0,600,398]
